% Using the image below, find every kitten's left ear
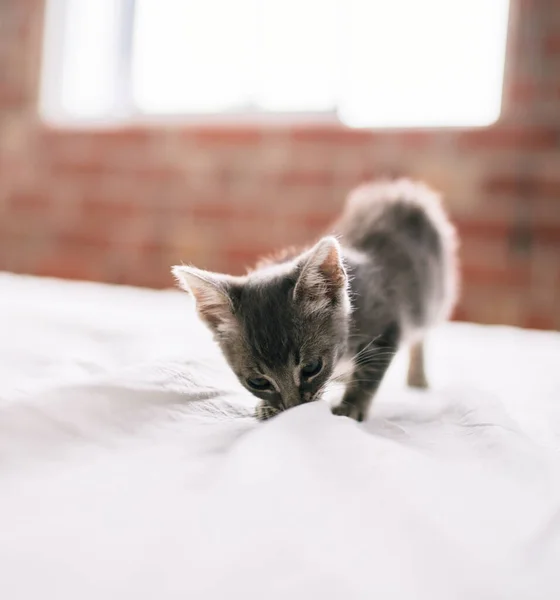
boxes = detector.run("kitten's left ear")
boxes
[172,266,235,332]
[294,237,348,308]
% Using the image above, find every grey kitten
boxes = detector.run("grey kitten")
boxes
[173,179,458,422]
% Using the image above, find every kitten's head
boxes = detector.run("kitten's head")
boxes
[173,237,351,412]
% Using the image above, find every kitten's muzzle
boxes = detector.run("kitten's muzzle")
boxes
[282,391,318,409]
[256,392,319,420]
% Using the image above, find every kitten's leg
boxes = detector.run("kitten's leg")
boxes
[332,322,400,422]
[255,400,281,421]
[407,341,428,389]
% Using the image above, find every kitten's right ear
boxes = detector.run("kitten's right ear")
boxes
[172,266,235,332]
[294,236,349,310]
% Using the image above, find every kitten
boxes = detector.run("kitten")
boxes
[173,179,458,422]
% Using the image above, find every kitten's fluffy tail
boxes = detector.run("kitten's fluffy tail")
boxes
[335,178,460,324]
[339,179,454,246]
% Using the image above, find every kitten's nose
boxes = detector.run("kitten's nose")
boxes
[282,392,302,410]
[302,390,318,404]
[283,391,313,409]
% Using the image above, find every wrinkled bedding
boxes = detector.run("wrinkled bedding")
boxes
[0,273,559,600]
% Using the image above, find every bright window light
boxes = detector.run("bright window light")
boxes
[41,0,510,127]
[132,0,256,113]
[339,0,510,127]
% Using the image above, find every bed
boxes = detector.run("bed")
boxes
[0,272,559,600]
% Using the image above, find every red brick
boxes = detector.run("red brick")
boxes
[451,305,469,322]
[49,159,181,181]
[187,201,274,222]
[81,198,140,220]
[187,127,264,145]
[457,217,560,244]
[59,127,155,144]
[455,220,510,238]
[7,191,50,211]
[459,235,513,270]
[379,130,440,149]
[303,212,336,230]
[279,170,334,186]
[96,127,157,143]
[288,126,373,145]
[34,254,105,282]
[462,265,531,286]
[507,81,540,104]
[48,161,107,177]
[523,313,556,330]
[534,225,560,244]
[120,270,169,289]
[458,126,559,151]
[506,81,560,105]
[39,131,170,176]
[55,226,114,249]
[544,34,560,55]
[533,197,560,225]
[459,283,529,326]
[190,203,237,220]
[226,245,273,272]
[472,194,560,228]
[483,175,560,197]
[138,239,163,254]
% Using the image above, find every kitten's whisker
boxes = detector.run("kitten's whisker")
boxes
[344,337,395,368]
[353,358,397,370]
[353,350,397,363]
[355,345,399,358]
[330,351,399,385]
[329,370,355,383]
[355,344,398,357]
[351,335,383,361]
[351,351,398,369]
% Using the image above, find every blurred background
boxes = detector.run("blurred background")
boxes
[0,0,558,329]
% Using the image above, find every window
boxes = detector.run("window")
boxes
[41,0,510,127]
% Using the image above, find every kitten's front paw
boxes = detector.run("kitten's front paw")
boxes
[255,401,281,421]
[332,402,367,422]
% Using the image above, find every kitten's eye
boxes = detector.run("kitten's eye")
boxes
[247,377,272,391]
[301,358,323,378]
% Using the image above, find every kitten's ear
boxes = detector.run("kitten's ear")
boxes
[294,237,348,309]
[172,266,235,331]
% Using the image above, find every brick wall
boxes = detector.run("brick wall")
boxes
[0,0,559,329]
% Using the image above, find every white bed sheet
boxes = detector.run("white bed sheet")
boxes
[0,273,559,600]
